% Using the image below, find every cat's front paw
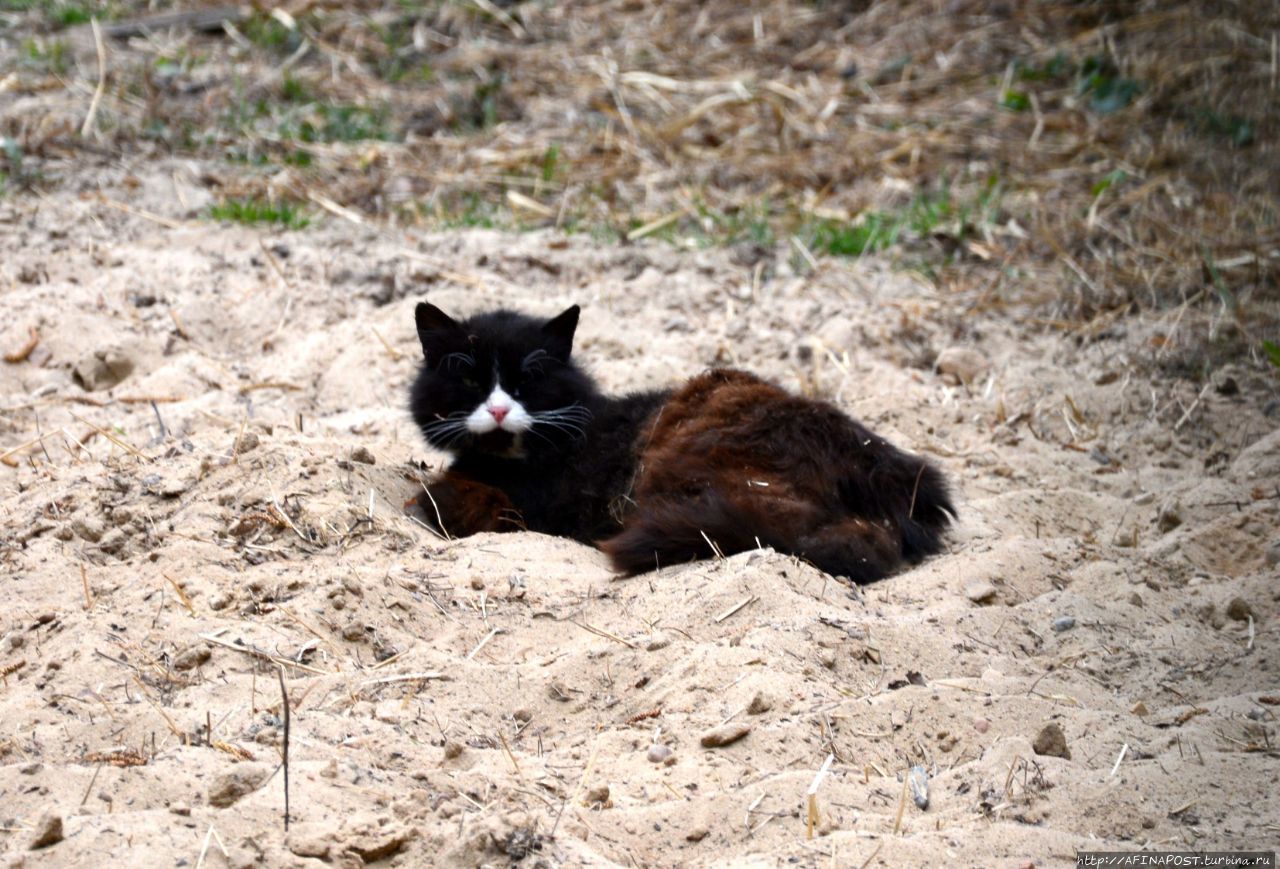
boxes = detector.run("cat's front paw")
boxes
[405,473,524,537]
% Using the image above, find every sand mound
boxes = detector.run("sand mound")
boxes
[1,176,1276,866]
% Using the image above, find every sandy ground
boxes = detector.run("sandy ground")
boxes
[1,164,1278,868]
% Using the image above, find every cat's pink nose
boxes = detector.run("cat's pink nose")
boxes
[489,405,509,424]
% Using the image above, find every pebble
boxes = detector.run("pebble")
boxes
[1051,616,1076,633]
[907,765,929,809]
[1265,541,1280,568]
[26,811,63,849]
[972,716,990,734]
[644,632,671,651]
[71,516,105,543]
[746,692,773,715]
[1226,597,1254,622]
[965,581,998,604]
[341,622,367,642]
[208,762,271,807]
[646,744,673,764]
[582,785,610,807]
[233,432,260,454]
[1128,592,1143,608]
[350,446,376,465]
[1132,491,1155,506]
[700,722,751,748]
[172,645,211,671]
[72,348,134,391]
[443,741,466,760]
[685,827,709,843]
[934,346,990,385]
[1156,501,1183,533]
[1032,723,1071,759]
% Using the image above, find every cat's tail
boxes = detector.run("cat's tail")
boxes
[843,454,955,563]
[598,491,781,578]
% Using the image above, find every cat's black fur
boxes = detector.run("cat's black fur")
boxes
[408,302,954,583]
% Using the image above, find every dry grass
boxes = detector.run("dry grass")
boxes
[1,0,1276,369]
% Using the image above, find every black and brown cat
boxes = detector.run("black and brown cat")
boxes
[407,301,954,583]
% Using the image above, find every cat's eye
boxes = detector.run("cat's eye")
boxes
[462,377,479,389]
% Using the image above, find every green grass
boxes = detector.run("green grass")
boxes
[21,37,69,75]
[208,199,311,229]
[1263,340,1280,371]
[806,177,1004,258]
[286,104,394,143]
[1077,56,1141,114]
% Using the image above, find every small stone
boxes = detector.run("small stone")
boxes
[208,762,271,807]
[746,692,773,715]
[1226,597,1254,622]
[469,576,485,590]
[1130,701,1149,717]
[71,516,105,543]
[169,802,191,816]
[286,826,331,860]
[907,765,929,809]
[1129,592,1144,608]
[644,632,671,651]
[685,827,709,843]
[208,593,232,611]
[1156,501,1183,533]
[341,622,366,642]
[1051,616,1076,633]
[646,744,673,764]
[1266,541,1280,568]
[350,446,376,465]
[965,581,998,604]
[27,811,63,849]
[234,432,260,455]
[700,722,751,748]
[582,785,610,807]
[972,716,990,734]
[443,741,465,760]
[547,681,572,702]
[1132,491,1156,506]
[934,346,990,385]
[72,348,134,391]
[172,645,211,671]
[1032,723,1071,759]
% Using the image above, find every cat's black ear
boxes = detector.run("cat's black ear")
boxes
[415,302,461,355]
[542,305,580,361]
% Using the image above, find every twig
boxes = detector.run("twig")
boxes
[360,671,449,687]
[199,633,330,675]
[714,595,759,624]
[1110,742,1129,777]
[572,621,637,649]
[465,627,502,661]
[277,665,290,830]
[80,18,107,138]
[81,564,93,610]
[68,412,149,460]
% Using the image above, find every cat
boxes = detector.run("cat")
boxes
[407,301,955,583]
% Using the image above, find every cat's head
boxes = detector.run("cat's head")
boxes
[409,301,596,457]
